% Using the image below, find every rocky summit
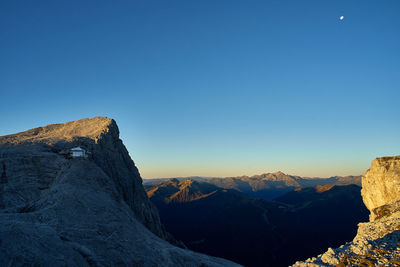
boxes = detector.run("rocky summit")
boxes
[0,117,239,266]
[292,156,400,266]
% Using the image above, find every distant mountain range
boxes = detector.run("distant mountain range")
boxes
[145,178,368,267]
[144,172,361,199]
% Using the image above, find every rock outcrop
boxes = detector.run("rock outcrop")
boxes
[292,156,400,266]
[0,117,239,266]
[361,156,400,221]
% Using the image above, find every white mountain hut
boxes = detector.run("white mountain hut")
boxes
[70,147,87,158]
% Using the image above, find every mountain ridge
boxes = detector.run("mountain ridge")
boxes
[0,117,116,145]
[145,172,361,200]
[144,172,361,201]
[144,172,361,182]
[0,117,239,266]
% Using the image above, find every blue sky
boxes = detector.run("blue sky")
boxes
[1,1,399,178]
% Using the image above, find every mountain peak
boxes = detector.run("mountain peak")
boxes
[0,116,116,145]
[0,118,238,266]
[179,178,195,187]
[147,178,220,203]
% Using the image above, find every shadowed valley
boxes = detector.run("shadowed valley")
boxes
[145,178,368,266]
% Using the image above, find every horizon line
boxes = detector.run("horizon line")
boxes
[142,171,363,180]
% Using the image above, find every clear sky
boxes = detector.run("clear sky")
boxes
[1,1,399,178]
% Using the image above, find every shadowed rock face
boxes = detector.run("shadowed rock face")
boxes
[0,117,239,266]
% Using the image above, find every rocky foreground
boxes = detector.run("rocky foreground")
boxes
[0,117,239,266]
[292,156,400,266]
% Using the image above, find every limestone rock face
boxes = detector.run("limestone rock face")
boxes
[361,156,400,221]
[292,156,400,267]
[0,117,164,238]
[0,117,239,266]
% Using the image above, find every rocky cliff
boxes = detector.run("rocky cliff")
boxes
[0,117,239,266]
[361,156,400,221]
[292,156,400,266]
